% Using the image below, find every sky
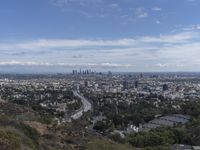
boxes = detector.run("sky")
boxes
[0,0,200,73]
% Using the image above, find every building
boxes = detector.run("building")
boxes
[163,84,169,91]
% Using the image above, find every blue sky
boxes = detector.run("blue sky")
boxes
[0,0,200,72]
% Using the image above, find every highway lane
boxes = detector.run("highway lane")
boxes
[70,91,92,120]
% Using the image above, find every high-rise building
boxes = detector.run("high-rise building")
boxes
[84,80,88,87]
[135,81,139,88]
[123,80,128,90]
[163,84,169,91]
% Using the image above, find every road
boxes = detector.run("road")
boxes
[70,91,92,120]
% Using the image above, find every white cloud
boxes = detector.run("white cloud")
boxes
[135,8,148,18]
[138,32,195,43]
[152,7,162,11]
[110,3,118,8]
[155,63,169,68]
[51,0,103,7]
[186,0,196,2]
[156,20,161,24]
[0,61,55,66]
[1,28,200,71]
[0,32,193,51]
[0,61,133,68]
[183,24,200,31]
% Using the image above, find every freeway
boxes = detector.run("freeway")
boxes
[70,91,92,120]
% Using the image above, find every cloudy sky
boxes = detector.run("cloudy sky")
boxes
[0,0,200,73]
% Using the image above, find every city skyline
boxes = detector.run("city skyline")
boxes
[0,0,200,72]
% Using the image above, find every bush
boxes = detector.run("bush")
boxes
[0,127,21,150]
[17,122,39,145]
[109,133,126,144]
